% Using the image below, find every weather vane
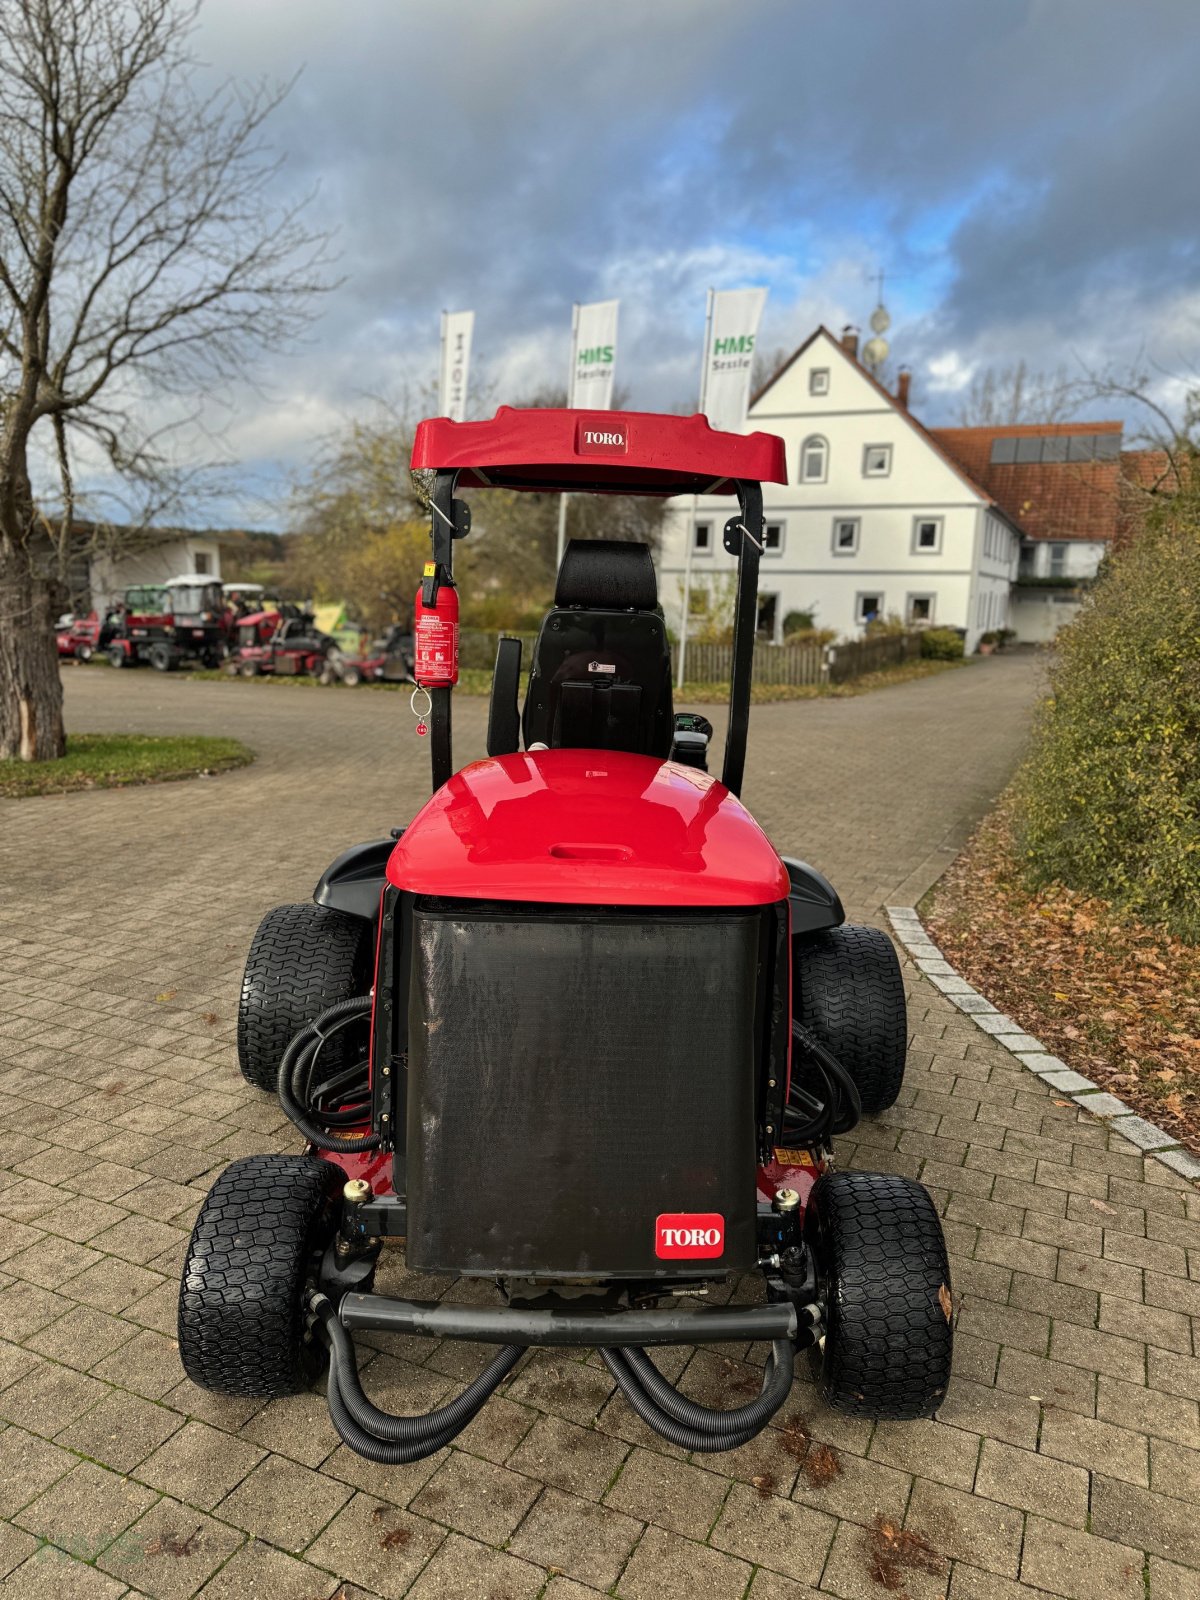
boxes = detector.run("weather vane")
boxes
[862,266,892,371]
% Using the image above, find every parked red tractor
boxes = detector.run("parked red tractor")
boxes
[321,622,415,686]
[179,408,953,1463]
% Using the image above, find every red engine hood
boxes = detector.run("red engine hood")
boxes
[386,750,788,907]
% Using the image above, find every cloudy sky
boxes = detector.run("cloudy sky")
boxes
[96,0,1200,524]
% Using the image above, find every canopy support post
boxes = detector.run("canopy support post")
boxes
[721,480,763,798]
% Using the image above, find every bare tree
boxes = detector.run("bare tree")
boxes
[0,0,330,760]
[954,361,1075,427]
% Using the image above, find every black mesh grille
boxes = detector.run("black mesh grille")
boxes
[405,903,761,1278]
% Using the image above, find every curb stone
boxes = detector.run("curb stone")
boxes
[885,906,1200,1188]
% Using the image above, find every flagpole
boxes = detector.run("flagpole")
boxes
[677,288,714,691]
[438,310,447,415]
[556,302,581,572]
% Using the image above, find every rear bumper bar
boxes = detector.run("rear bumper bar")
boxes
[339,1292,804,1347]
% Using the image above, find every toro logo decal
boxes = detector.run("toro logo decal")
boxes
[575,418,628,455]
[655,1213,724,1260]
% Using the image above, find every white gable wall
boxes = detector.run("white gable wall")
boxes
[659,329,1017,653]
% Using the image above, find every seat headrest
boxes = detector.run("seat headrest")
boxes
[555,538,657,611]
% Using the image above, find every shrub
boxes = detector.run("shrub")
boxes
[782,608,816,635]
[1015,482,1200,939]
[783,627,837,649]
[920,628,965,660]
[864,611,908,637]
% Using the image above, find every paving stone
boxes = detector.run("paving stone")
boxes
[214,1452,352,1553]
[709,1481,835,1586]
[1018,1516,1144,1600]
[195,1537,344,1600]
[868,1416,981,1491]
[0,1355,110,1436]
[905,1477,1024,1577]
[304,1491,446,1599]
[1038,1407,1149,1486]
[603,1445,729,1538]
[508,1486,641,1590]
[96,1495,245,1599]
[0,1424,76,1518]
[134,1419,265,1510]
[1148,1556,1200,1600]
[1108,1116,1178,1152]
[1091,1473,1200,1566]
[507,1413,629,1500]
[409,1447,541,1543]
[15,1457,160,1556]
[1150,1439,1200,1504]
[2,1545,129,1599]
[55,1388,184,1475]
[973,1438,1089,1527]
[404,1532,546,1600]
[819,1516,949,1600]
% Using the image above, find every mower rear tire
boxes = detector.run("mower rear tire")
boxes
[77,642,93,662]
[178,1154,342,1398]
[341,665,362,687]
[793,924,906,1113]
[149,643,174,672]
[108,644,133,668]
[237,902,373,1091]
[805,1170,953,1420]
[240,660,260,678]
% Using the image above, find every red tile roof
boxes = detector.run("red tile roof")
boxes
[931,423,1125,542]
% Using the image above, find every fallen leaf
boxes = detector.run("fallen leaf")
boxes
[937,1283,953,1322]
[154,989,177,1002]
[1089,1199,1118,1216]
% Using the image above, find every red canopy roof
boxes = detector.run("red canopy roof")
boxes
[410,406,788,495]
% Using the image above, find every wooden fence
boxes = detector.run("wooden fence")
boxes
[459,628,923,688]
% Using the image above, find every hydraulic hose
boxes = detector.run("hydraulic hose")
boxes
[277,998,381,1152]
[601,1340,795,1452]
[313,1294,523,1463]
[783,1021,862,1145]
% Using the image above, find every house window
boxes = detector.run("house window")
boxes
[693,521,712,555]
[809,367,830,396]
[1048,542,1067,577]
[856,592,884,625]
[763,521,785,556]
[912,516,943,554]
[756,594,778,640]
[907,594,935,625]
[831,517,860,556]
[1018,542,1036,576]
[193,552,211,574]
[800,435,828,483]
[862,444,892,478]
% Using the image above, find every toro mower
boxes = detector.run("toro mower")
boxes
[322,622,415,686]
[107,575,227,671]
[179,408,953,1463]
[225,611,335,678]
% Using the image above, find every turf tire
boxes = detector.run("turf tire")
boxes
[178,1154,342,1397]
[793,923,907,1113]
[237,902,373,1091]
[805,1170,953,1420]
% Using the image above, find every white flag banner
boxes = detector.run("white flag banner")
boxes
[569,299,619,409]
[439,310,474,422]
[701,287,768,432]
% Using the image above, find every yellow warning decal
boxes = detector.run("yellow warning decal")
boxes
[423,561,436,577]
[772,1148,818,1168]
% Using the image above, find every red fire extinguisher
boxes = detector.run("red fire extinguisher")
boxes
[414,562,459,687]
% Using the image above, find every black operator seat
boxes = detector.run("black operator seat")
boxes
[519,538,674,756]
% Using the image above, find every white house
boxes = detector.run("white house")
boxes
[85,529,223,614]
[659,326,1021,654]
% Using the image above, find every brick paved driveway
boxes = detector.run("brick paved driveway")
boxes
[0,655,1196,1599]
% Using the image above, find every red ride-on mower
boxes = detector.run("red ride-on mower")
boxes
[179,408,953,1462]
[225,612,335,678]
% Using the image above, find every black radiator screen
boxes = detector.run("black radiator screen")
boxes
[406,904,761,1277]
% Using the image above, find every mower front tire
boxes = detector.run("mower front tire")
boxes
[237,902,373,1091]
[793,924,907,1113]
[178,1154,342,1398]
[805,1170,953,1420]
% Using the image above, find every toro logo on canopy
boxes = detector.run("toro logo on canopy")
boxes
[575,418,628,455]
[655,1212,724,1259]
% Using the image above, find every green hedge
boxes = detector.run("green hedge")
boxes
[919,628,965,660]
[1016,483,1200,938]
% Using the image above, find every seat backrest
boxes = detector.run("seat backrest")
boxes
[521,538,673,756]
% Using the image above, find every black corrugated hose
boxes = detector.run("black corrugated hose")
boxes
[783,1021,861,1146]
[277,997,381,1153]
[315,1290,797,1461]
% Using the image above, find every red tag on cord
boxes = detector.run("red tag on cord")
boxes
[415,721,428,737]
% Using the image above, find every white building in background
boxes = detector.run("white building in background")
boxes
[659,325,1021,654]
[85,529,223,614]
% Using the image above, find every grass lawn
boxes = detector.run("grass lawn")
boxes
[0,732,254,798]
[925,795,1200,1155]
[176,654,967,704]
